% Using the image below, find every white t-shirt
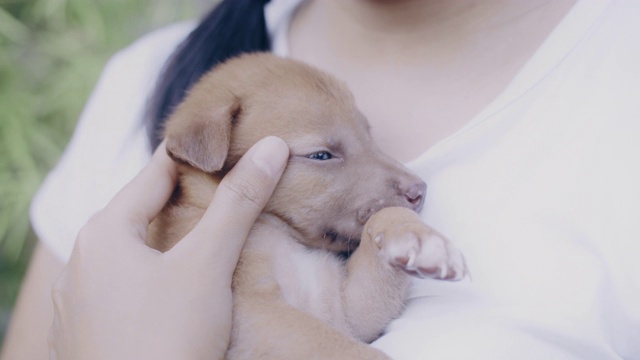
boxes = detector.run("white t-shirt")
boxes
[30,0,640,358]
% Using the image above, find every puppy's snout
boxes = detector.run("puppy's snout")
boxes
[402,181,427,211]
[357,179,427,225]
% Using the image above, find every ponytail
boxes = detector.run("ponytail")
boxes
[145,0,271,150]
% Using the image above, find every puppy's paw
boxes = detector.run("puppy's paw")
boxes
[366,208,468,281]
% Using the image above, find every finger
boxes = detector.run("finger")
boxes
[171,136,289,268]
[105,141,178,226]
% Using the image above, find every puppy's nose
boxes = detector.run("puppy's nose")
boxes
[403,181,427,211]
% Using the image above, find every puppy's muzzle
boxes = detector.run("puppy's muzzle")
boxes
[357,180,427,224]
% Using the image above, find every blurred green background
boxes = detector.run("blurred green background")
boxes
[0,0,207,345]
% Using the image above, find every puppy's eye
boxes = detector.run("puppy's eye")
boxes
[307,151,333,161]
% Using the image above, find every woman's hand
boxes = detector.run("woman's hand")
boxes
[49,136,289,360]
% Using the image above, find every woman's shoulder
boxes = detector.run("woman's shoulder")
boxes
[107,21,196,73]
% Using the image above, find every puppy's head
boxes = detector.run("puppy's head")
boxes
[165,53,426,253]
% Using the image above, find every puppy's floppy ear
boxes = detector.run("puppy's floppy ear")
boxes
[164,89,240,173]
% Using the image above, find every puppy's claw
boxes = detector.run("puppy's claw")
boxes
[405,249,417,268]
[439,264,448,279]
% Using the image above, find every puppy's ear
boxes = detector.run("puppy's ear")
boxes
[164,90,240,173]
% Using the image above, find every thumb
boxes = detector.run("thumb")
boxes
[171,136,289,267]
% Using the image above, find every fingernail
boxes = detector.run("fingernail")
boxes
[251,137,289,178]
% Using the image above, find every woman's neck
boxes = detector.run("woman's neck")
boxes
[292,0,575,68]
[289,0,578,162]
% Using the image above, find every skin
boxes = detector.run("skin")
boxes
[0,0,577,359]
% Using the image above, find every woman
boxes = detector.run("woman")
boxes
[3,0,639,358]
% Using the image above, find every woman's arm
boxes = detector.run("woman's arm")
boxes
[1,243,64,360]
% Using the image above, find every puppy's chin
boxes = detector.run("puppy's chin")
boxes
[297,228,362,254]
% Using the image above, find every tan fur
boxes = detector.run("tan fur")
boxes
[147,53,466,359]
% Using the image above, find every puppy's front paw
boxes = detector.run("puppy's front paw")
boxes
[366,207,468,281]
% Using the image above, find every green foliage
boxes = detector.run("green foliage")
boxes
[0,0,201,344]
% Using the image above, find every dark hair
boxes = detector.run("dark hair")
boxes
[145,0,271,150]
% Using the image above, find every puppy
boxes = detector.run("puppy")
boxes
[147,53,467,359]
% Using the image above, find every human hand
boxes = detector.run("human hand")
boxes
[49,136,289,360]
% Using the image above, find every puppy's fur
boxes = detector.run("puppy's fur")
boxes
[148,53,466,359]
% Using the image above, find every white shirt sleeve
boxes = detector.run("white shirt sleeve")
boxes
[29,22,194,262]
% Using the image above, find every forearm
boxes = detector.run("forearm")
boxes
[1,243,63,360]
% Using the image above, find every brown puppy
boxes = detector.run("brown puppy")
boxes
[147,53,466,359]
